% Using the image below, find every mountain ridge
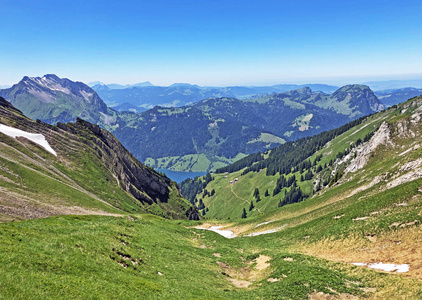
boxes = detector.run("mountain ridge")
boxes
[1,75,385,172]
[0,96,192,221]
[0,75,109,124]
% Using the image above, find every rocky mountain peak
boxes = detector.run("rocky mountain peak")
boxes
[0,74,109,124]
[332,84,385,113]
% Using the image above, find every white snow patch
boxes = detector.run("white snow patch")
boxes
[0,124,57,156]
[351,262,410,273]
[254,221,274,228]
[351,262,367,267]
[200,226,237,239]
[244,225,287,237]
[368,262,410,273]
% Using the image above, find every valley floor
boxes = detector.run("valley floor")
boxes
[0,213,421,299]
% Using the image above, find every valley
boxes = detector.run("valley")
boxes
[2,1,422,298]
[1,75,390,173]
[1,77,422,299]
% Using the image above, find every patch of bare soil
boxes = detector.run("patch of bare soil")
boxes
[227,278,252,288]
[217,254,272,288]
[255,255,271,270]
[308,291,359,300]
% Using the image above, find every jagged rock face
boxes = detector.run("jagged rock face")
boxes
[0,75,108,124]
[57,118,174,204]
[345,122,393,173]
[345,98,422,175]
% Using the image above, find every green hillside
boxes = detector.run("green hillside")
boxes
[183,96,422,221]
[1,96,422,298]
[0,97,191,222]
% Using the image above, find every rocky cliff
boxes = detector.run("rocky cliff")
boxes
[0,97,191,221]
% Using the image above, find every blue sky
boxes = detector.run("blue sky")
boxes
[1,0,421,86]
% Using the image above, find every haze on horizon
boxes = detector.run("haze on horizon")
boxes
[1,0,421,87]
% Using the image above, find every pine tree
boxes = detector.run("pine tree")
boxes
[265,189,269,197]
[253,188,260,198]
[249,200,254,211]
[241,208,247,219]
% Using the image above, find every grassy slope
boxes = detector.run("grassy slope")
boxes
[0,112,190,222]
[200,107,387,220]
[1,214,421,299]
[145,153,248,172]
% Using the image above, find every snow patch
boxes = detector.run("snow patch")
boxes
[200,226,237,239]
[0,124,57,156]
[244,225,286,237]
[368,262,410,273]
[351,262,367,267]
[351,262,410,273]
[254,221,274,228]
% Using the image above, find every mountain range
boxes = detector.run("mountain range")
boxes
[0,75,387,172]
[92,82,340,111]
[375,87,422,107]
[0,81,421,298]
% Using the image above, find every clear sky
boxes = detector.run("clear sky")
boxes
[1,0,421,86]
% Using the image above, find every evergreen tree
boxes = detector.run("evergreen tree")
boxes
[253,187,259,198]
[241,208,247,219]
[210,189,215,196]
[249,200,254,211]
[198,199,205,210]
[265,189,269,197]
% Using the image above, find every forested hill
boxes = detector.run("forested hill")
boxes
[214,115,370,176]
[180,94,422,220]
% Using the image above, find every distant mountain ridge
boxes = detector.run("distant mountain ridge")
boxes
[364,79,422,90]
[375,87,422,107]
[92,82,339,111]
[0,75,384,172]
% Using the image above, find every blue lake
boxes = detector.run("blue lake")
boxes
[156,169,207,183]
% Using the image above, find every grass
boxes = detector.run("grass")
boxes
[3,214,419,299]
[146,153,247,172]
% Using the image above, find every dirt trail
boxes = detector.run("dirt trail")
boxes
[230,185,262,213]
